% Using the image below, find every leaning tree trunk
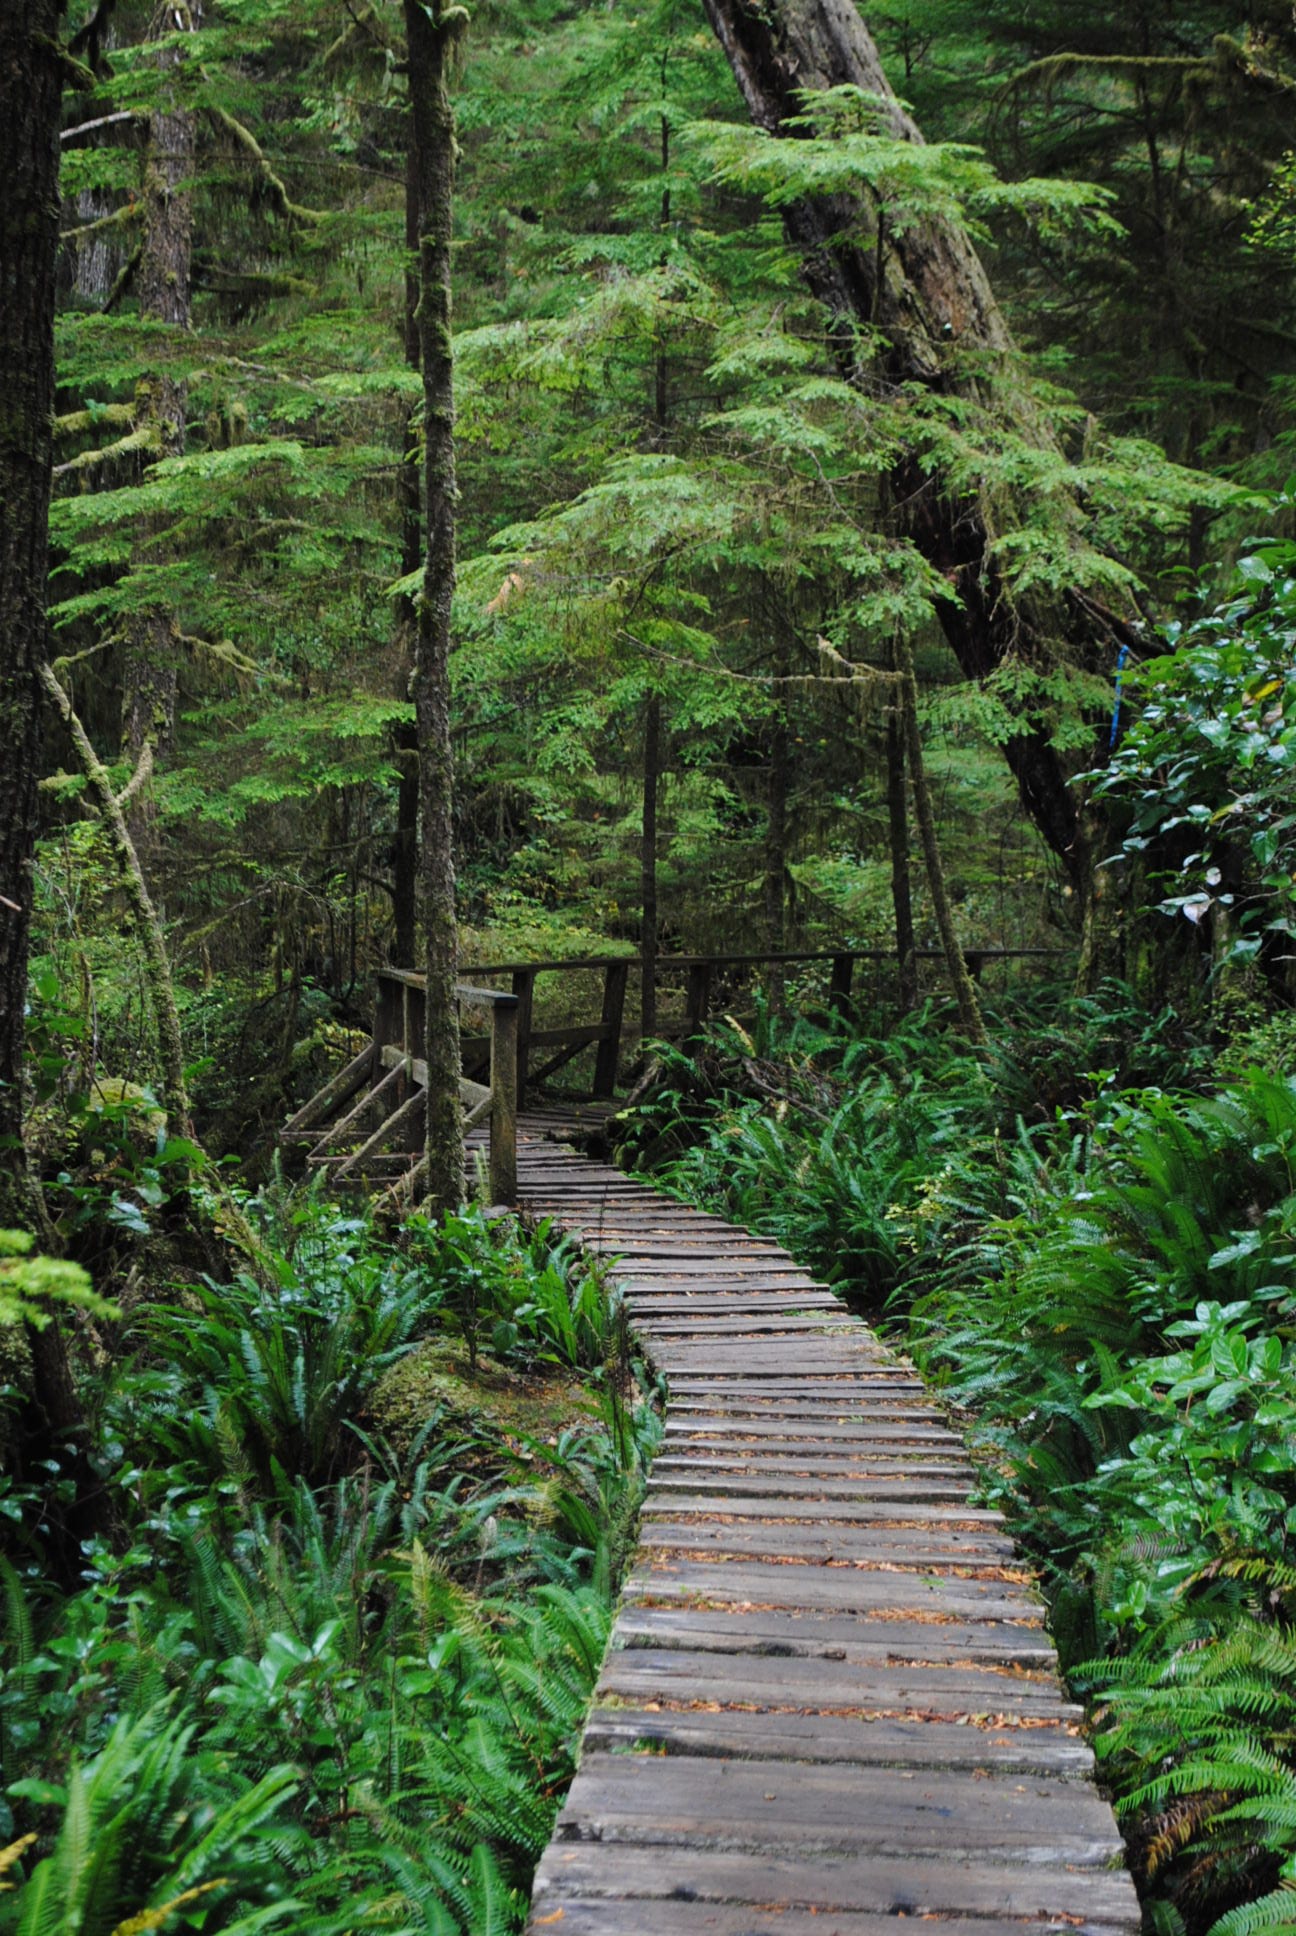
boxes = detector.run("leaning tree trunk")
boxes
[700,0,1123,908]
[406,0,466,1213]
[0,0,63,1229]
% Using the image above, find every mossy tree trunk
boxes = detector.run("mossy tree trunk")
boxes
[120,3,197,845]
[392,133,422,968]
[406,0,466,1213]
[640,692,662,1041]
[0,0,63,1230]
[764,637,790,1013]
[885,687,918,1014]
[895,635,987,1047]
[700,0,1116,913]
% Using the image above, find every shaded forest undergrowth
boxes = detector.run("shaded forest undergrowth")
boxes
[0,1196,660,1935]
[626,991,1296,1936]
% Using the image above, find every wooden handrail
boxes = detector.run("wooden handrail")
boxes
[366,943,1066,1202]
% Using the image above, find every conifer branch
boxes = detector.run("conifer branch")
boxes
[55,403,136,438]
[61,109,140,142]
[61,202,142,243]
[206,103,324,227]
[53,425,159,478]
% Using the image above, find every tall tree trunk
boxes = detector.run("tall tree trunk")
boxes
[0,0,63,1229]
[764,638,789,1013]
[700,0,1109,901]
[392,135,421,967]
[640,692,661,1040]
[885,691,917,1014]
[406,0,466,1213]
[121,4,196,845]
[895,636,986,1047]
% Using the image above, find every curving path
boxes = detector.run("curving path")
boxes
[511,1120,1139,1936]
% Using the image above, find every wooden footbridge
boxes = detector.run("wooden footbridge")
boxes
[286,951,1137,1935]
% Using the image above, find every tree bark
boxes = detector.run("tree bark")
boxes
[885,692,917,1014]
[699,0,1100,897]
[764,640,790,1013]
[392,133,421,968]
[895,635,987,1047]
[0,0,63,1229]
[120,3,197,843]
[641,691,661,1040]
[406,0,465,1213]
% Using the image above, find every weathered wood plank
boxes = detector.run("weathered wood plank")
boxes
[597,1649,1078,1719]
[529,1844,1140,1926]
[612,1603,1054,1663]
[554,1754,1120,1862]
[582,1703,1089,1773]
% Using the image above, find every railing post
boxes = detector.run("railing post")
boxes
[511,968,535,1107]
[684,961,712,1043]
[593,960,629,1098]
[829,952,854,1018]
[489,994,519,1207]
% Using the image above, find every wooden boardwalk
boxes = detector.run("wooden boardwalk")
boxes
[505,1119,1139,1936]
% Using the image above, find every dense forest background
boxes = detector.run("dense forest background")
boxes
[29,0,1296,1156]
[4,0,1296,1931]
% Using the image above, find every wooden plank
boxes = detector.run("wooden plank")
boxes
[333,1086,423,1180]
[596,1652,1078,1721]
[555,1754,1120,1861]
[281,1043,375,1135]
[639,1486,991,1517]
[584,1701,1083,1771]
[611,1604,1054,1663]
[310,1056,404,1154]
[624,1560,1044,1621]
[529,1845,1139,1926]
[532,1902,1126,1936]
[638,1524,1017,1565]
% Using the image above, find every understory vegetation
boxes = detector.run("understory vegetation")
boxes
[1,1194,658,1935]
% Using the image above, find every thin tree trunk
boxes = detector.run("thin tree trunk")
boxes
[42,668,196,1138]
[885,690,918,1014]
[120,4,196,844]
[0,0,63,1229]
[700,0,1109,898]
[392,136,421,967]
[641,692,661,1040]
[895,637,986,1047]
[406,0,466,1212]
[764,639,789,1013]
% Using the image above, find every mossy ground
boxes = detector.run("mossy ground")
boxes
[370,1333,605,1481]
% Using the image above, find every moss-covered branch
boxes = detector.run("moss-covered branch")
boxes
[206,103,323,227]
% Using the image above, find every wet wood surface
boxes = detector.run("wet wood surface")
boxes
[505,1118,1138,1936]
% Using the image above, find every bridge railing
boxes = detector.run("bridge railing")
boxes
[376,944,1060,1112]
[287,945,1059,1207]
